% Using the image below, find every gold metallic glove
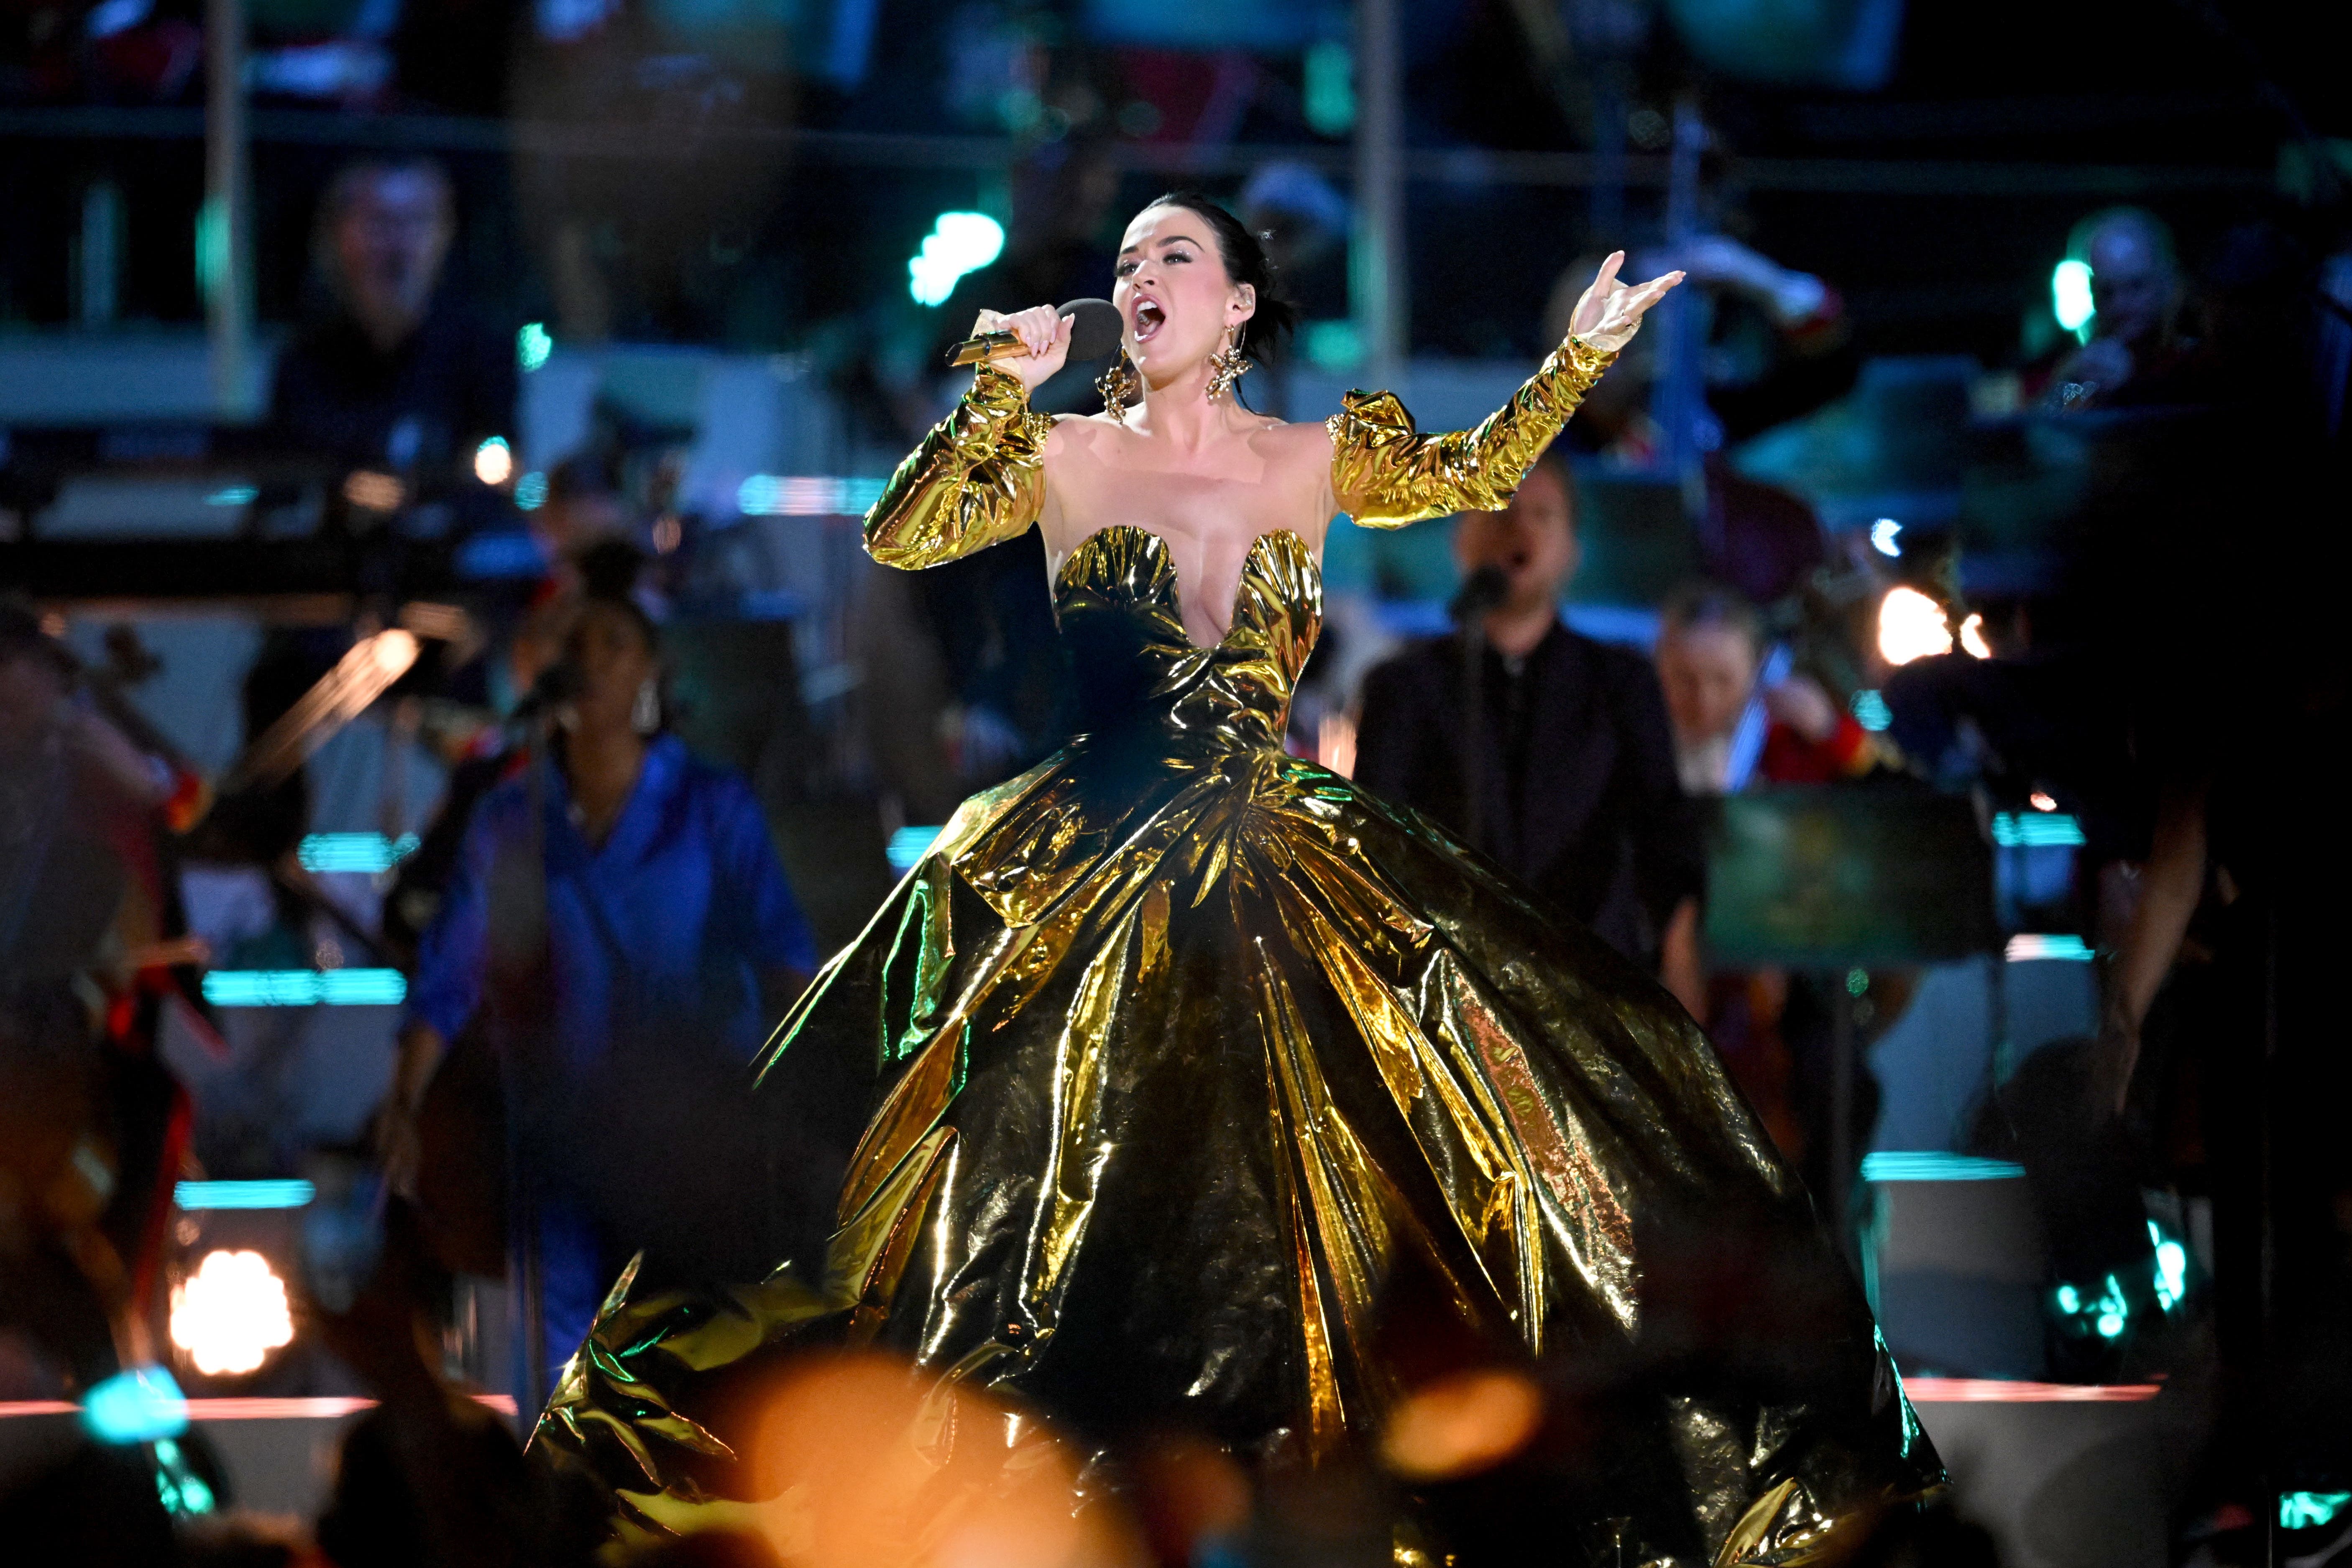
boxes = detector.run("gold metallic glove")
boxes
[1328,335,1616,528]
[863,363,1058,568]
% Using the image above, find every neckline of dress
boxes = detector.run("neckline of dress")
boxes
[1053,524,1315,654]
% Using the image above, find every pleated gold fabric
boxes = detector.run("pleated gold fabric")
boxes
[533,363,1940,1565]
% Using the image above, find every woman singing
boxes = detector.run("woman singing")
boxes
[537,194,1938,1562]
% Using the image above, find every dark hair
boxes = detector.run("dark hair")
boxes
[1138,190,1299,365]
[571,540,661,654]
[1659,581,1761,648]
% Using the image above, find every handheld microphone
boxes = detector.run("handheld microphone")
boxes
[1449,565,1511,627]
[946,298,1122,368]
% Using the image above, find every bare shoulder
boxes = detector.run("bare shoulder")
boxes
[1042,409,1122,453]
[1247,413,1337,467]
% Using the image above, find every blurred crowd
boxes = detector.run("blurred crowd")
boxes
[3,107,2352,1566]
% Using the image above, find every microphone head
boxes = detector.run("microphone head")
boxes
[1059,299,1122,363]
[1449,564,1512,624]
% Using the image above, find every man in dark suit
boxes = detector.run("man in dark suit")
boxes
[1354,456,1705,1009]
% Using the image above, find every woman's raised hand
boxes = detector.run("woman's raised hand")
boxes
[1565,252,1685,353]
[971,304,1072,395]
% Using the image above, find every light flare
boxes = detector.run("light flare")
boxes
[474,436,514,486]
[1876,586,1952,666]
[170,1250,295,1376]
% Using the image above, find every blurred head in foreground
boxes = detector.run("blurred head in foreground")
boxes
[1655,583,1763,752]
[1453,456,1581,624]
[317,159,457,352]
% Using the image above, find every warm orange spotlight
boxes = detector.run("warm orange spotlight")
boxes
[1378,1367,1546,1482]
[1876,587,1953,666]
[705,1351,1142,1568]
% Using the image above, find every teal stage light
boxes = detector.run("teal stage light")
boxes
[2052,259,2094,341]
[175,1179,315,1210]
[201,969,408,1007]
[2283,1493,2352,1530]
[82,1366,188,1444]
[887,826,943,875]
[908,213,1005,307]
[297,831,419,874]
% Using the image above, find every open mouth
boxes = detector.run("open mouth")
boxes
[1132,297,1165,341]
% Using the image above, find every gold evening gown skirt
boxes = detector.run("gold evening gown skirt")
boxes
[535,524,1939,1562]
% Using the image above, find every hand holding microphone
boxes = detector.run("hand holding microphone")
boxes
[949,299,1122,396]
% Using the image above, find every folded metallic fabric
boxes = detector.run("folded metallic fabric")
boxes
[535,363,1939,1566]
[1329,335,1616,527]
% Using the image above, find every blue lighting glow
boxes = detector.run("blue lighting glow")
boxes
[297,832,419,874]
[82,1366,188,1444]
[2148,1220,2190,1312]
[514,471,548,511]
[206,485,258,507]
[2054,1271,2131,1339]
[174,1179,315,1210]
[201,969,408,1007]
[738,475,888,517]
[517,322,553,373]
[908,212,1005,307]
[1304,40,1355,136]
[1303,320,1363,372]
[153,1437,216,1516]
[887,826,943,875]
[1870,518,1903,557]
[2052,259,2095,340]
[1992,812,2086,848]
[1849,689,1892,732]
[1860,1152,2025,1182]
[2283,1493,2352,1530]
[2005,934,2094,962]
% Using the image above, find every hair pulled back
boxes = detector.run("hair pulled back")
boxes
[1138,190,1298,366]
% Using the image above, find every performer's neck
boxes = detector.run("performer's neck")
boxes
[1131,364,1232,448]
[1480,599,1558,660]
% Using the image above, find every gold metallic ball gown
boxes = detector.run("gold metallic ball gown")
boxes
[534,340,1940,1563]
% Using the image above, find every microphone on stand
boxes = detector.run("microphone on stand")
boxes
[1449,565,1511,627]
[1449,564,1511,853]
[946,298,1124,368]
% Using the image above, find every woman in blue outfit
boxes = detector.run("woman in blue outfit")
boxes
[386,585,819,1398]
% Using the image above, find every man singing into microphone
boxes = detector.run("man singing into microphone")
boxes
[1354,454,1706,1012]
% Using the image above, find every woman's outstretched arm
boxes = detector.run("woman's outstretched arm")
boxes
[1328,252,1679,527]
[862,361,1059,568]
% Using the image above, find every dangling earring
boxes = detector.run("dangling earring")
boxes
[1206,328,1250,400]
[631,677,660,735]
[1097,350,1141,422]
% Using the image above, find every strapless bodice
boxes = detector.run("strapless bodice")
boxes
[1052,524,1319,756]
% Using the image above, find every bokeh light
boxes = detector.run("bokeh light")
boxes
[1378,1366,1545,1482]
[169,1249,295,1376]
[2052,258,2094,338]
[1876,586,1953,665]
[474,436,514,486]
[908,212,1005,307]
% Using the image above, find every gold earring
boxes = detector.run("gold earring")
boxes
[1206,329,1249,400]
[1097,350,1141,421]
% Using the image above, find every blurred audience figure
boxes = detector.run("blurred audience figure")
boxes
[1654,583,1876,796]
[1651,583,1884,1174]
[2,604,207,1350]
[271,159,517,532]
[1355,457,1706,1013]
[383,565,819,1405]
[2032,206,2189,410]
